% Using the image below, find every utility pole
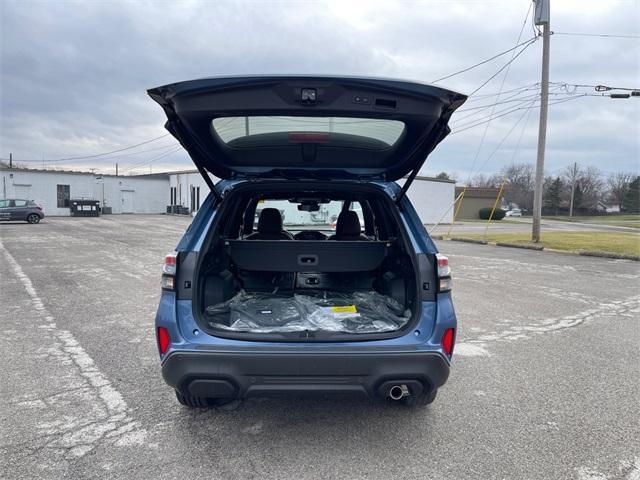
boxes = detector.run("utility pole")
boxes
[115,163,119,176]
[568,162,578,218]
[532,0,550,243]
[9,153,12,168]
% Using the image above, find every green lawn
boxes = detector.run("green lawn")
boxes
[543,214,640,223]
[458,231,640,257]
[454,218,525,225]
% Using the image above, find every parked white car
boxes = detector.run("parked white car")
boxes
[505,209,522,217]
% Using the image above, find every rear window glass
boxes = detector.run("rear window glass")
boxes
[254,199,364,231]
[212,116,405,147]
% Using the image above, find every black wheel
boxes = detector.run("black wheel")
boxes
[401,388,437,407]
[174,390,238,408]
[27,214,41,224]
[175,390,212,408]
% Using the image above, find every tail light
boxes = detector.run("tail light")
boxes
[157,327,171,355]
[161,252,177,290]
[436,253,452,292]
[442,328,455,357]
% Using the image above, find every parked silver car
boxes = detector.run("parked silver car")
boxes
[0,199,44,223]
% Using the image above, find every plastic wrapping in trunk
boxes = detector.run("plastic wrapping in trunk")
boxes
[205,290,411,334]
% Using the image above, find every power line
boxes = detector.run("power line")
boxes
[121,145,183,175]
[3,134,171,163]
[550,81,640,92]
[11,142,180,165]
[454,84,569,121]
[553,31,640,39]
[450,94,595,135]
[456,87,585,115]
[465,83,540,100]
[456,93,541,114]
[468,38,538,97]
[469,98,539,180]
[459,1,534,190]
[430,35,538,84]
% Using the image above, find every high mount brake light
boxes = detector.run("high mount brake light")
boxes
[436,253,452,292]
[288,132,330,143]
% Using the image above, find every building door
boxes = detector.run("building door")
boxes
[121,190,134,213]
[14,185,31,200]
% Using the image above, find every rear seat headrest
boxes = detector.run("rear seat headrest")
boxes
[257,208,283,233]
[336,211,361,238]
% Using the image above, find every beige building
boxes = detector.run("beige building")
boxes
[454,186,501,220]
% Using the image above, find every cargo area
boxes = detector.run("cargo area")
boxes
[204,290,411,334]
[191,182,433,340]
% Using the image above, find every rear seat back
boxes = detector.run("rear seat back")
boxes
[245,208,293,240]
[328,211,369,241]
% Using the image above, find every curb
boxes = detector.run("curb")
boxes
[435,237,639,261]
[578,251,640,262]
[495,242,544,251]
[449,237,488,245]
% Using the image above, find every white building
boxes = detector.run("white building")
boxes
[0,167,169,216]
[167,170,455,224]
[0,165,453,222]
[168,169,218,215]
[398,176,456,224]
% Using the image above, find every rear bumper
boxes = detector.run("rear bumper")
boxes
[162,349,450,400]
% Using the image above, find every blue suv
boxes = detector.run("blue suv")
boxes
[149,76,465,408]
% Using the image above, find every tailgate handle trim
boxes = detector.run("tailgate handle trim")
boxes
[298,255,318,266]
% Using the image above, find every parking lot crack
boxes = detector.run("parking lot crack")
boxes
[456,295,640,356]
[0,240,148,459]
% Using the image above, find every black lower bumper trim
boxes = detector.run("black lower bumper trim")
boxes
[162,350,450,399]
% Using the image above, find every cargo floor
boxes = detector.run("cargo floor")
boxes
[204,290,411,334]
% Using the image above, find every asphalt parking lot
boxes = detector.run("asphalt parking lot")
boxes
[1,215,639,480]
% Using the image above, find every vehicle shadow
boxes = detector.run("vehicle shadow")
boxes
[170,394,436,460]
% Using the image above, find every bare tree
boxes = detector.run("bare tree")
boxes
[577,166,604,209]
[501,163,535,210]
[563,164,604,211]
[435,172,455,182]
[469,173,501,188]
[606,171,633,210]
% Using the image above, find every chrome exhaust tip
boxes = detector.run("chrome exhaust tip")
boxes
[389,384,410,400]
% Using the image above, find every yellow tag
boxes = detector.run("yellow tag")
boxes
[331,305,357,313]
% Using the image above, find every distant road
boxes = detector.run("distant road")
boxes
[429,217,640,235]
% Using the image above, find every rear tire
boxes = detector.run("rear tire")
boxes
[27,214,41,224]
[174,390,238,408]
[401,388,437,407]
[175,390,211,408]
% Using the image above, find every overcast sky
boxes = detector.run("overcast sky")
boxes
[1,0,638,180]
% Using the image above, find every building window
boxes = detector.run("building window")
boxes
[170,187,177,205]
[57,185,70,208]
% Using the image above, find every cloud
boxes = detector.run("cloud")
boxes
[1,0,638,177]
